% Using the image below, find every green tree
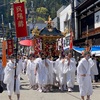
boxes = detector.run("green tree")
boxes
[0,0,72,24]
[36,7,48,15]
[36,7,48,21]
[0,0,11,24]
[26,0,69,19]
[36,17,45,22]
[15,0,26,2]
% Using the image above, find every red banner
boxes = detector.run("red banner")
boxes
[7,39,13,56]
[69,31,73,50]
[13,2,27,38]
[2,41,7,67]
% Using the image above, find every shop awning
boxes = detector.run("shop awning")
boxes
[73,46,100,56]
[64,45,100,56]
[73,46,85,53]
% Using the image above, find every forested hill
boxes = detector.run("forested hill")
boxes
[0,0,84,24]
[27,0,70,19]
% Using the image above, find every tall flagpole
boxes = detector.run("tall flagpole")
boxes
[14,0,20,92]
[70,0,74,53]
[85,25,90,51]
[1,15,7,67]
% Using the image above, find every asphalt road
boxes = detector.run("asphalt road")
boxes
[1,74,100,100]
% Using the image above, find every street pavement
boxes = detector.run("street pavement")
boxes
[0,74,100,100]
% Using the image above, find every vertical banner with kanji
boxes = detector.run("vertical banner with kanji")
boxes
[13,2,27,38]
[2,40,7,67]
[69,31,73,50]
[7,39,13,56]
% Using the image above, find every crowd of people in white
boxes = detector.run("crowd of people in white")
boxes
[22,52,77,93]
[0,51,100,100]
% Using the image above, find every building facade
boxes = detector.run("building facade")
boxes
[74,0,100,47]
[59,4,72,49]
[53,6,66,29]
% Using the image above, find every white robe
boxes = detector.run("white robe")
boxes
[33,58,41,84]
[70,58,76,88]
[64,59,76,88]
[70,57,77,72]
[52,61,57,84]
[77,58,93,96]
[17,58,26,74]
[21,59,27,73]
[89,58,98,80]
[27,60,36,86]
[4,60,21,95]
[46,59,54,85]
[0,61,4,81]
[55,58,67,85]
[26,59,30,75]
[34,58,41,64]
[36,59,48,85]
[18,59,23,73]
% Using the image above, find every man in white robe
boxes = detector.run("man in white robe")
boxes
[26,55,36,89]
[21,56,27,74]
[33,55,41,86]
[77,51,93,100]
[55,55,67,91]
[89,55,98,82]
[4,57,21,100]
[65,53,76,92]
[35,53,48,92]
[46,56,54,91]
[17,55,23,73]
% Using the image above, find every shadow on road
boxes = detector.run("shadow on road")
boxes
[93,85,100,89]
[20,83,30,90]
[46,85,79,93]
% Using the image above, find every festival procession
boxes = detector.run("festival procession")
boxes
[0,0,100,100]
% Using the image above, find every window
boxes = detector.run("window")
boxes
[81,14,94,33]
[64,20,70,33]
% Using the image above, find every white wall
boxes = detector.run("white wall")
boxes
[60,4,72,32]
[59,4,72,49]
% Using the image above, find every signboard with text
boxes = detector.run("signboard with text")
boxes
[95,10,100,28]
[13,2,27,38]
[7,39,13,56]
